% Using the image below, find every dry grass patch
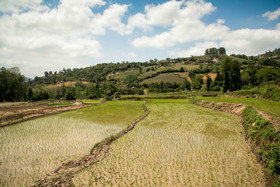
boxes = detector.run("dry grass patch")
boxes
[46,81,90,89]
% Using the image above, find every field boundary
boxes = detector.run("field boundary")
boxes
[32,102,150,187]
[120,96,189,100]
[0,101,105,128]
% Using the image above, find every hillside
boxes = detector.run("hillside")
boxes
[2,47,280,102]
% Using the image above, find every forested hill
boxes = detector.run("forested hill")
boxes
[1,47,280,102]
[32,48,280,86]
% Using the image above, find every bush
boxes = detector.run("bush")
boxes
[242,107,280,182]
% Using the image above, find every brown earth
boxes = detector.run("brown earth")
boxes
[32,103,150,187]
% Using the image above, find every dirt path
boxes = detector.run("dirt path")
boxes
[32,103,150,187]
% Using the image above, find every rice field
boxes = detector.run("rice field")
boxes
[0,101,145,186]
[73,99,266,186]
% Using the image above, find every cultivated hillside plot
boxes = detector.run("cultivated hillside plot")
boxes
[73,100,266,186]
[0,101,144,186]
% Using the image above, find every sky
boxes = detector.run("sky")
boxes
[0,0,280,78]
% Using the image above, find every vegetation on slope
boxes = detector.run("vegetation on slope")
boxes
[242,107,280,185]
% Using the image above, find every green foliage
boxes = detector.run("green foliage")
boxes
[32,87,49,101]
[189,97,198,104]
[65,87,76,100]
[192,75,203,90]
[232,84,280,101]
[0,67,29,102]
[181,78,191,91]
[222,57,241,92]
[242,107,280,180]
[206,76,212,91]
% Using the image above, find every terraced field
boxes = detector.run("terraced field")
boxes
[73,99,266,186]
[0,101,145,186]
[197,96,280,122]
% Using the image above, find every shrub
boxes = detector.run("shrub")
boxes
[242,106,280,182]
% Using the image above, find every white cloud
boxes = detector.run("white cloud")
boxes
[221,29,280,55]
[127,0,183,32]
[0,0,131,77]
[94,4,130,35]
[0,0,49,13]
[263,8,280,21]
[126,52,137,60]
[168,41,219,57]
[131,0,227,49]
[130,0,280,56]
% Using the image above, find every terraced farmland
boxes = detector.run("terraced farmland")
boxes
[0,101,145,186]
[73,100,266,186]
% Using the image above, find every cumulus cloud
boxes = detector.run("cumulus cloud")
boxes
[0,0,49,13]
[168,41,219,57]
[126,52,137,60]
[131,0,228,49]
[263,8,280,21]
[0,0,130,77]
[130,0,280,56]
[221,29,280,55]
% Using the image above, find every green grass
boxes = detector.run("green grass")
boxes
[197,96,280,122]
[0,100,145,186]
[62,101,145,125]
[121,92,190,98]
[48,103,71,106]
[82,99,102,104]
[110,69,139,80]
[73,99,266,186]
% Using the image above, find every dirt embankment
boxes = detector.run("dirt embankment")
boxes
[0,101,99,127]
[32,103,151,187]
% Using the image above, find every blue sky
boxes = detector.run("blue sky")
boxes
[0,0,280,77]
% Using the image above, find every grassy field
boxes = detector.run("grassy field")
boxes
[109,69,139,80]
[0,101,145,186]
[141,73,187,84]
[73,99,265,186]
[82,99,103,104]
[197,96,280,122]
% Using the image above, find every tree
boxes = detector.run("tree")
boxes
[28,88,33,101]
[218,47,226,55]
[222,57,241,92]
[61,84,66,98]
[139,67,143,74]
[192,75,203,90]
[206,76,212,91]
[179,67,185,72]
[65,87,76,100]
[44,71,48,77]
[205,49,210,55]
[0,67,29,102]
[181,78,191,90]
